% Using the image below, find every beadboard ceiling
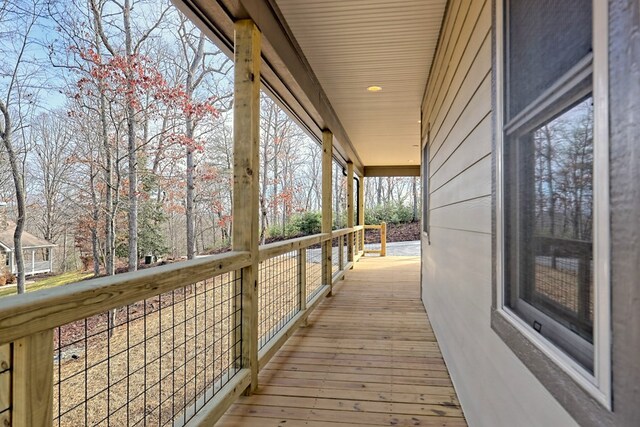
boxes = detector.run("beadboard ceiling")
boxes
[274,0,446,166]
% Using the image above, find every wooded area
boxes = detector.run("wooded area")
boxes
[0,0,420,294]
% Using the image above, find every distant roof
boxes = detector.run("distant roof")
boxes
[0,221,56,250]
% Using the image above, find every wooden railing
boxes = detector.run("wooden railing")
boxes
[363,222,387,257]
[0,228,362,427]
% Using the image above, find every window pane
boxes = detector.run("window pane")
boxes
[507,0,592,120]
[505,97,594,372]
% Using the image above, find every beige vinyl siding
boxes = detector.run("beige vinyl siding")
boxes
[420,0,578,425]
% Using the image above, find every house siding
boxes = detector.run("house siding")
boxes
[420,0,578,425]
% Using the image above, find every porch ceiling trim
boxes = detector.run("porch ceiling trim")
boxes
[364,165,421,177]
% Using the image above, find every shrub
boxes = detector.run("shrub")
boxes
[4,272,16,284]
[365,203,415,225]
[291,211,322,235]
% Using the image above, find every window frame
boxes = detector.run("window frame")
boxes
[494,0,611,408]
[422,124,430,240]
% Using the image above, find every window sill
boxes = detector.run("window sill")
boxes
[490,308,613,426]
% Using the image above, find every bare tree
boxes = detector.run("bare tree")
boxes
[0,0,45,292]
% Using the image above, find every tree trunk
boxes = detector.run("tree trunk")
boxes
[0,104,26,293]
[124,0,138,272]
[186,144,196,258]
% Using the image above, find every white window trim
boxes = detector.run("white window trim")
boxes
[494,0,611,409]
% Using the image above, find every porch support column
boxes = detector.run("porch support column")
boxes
[233,19,261,394]
[358,173,365,253]
[346,162,354,263]
[321,130,333,295]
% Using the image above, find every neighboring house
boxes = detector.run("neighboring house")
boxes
[0,203,55,276]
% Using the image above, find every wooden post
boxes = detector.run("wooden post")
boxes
[233,19,261,394]
[298,248,307,326]
[12,330,54,427]
[358,174,365,254]
[380,222,387,257]
[346,162,354,263]
[31,250,35,275]
[0,344,11,427]
[321,130,333,294]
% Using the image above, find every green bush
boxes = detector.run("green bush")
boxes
[267,224,286,238]
[364,203,415,225]
[266,211,322,238]
[290,211,322,235]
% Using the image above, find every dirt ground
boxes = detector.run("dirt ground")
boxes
[365,221,420,244]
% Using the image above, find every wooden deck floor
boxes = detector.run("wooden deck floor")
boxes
[219,256,466,426]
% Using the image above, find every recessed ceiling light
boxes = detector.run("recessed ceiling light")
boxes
[408,159,414,163]
[367,85,382,92]
[417,120,422,124]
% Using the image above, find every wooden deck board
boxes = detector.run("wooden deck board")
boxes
[219,256,467,426]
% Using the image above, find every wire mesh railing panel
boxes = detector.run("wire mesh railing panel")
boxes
[258,252,300,349]
[364,228,382,253]
[52,271,242,427]
[342,237,348,266]
[331,237,340,275]
[306,245,323,302]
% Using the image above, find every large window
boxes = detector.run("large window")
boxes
[501,0,608,389]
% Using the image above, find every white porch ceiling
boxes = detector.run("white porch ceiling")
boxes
[274,0,446,166]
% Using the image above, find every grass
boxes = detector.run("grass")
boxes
[0,270,94,298]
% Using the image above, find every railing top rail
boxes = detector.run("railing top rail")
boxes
[331,227,355,238]
[0,250,251,345]
[353,225,365,231]
[364,224,383,230]
[258,233,330,262]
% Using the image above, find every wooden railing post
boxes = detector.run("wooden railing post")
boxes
[0,344,11,427]
[346,162,354,264]
[12,331,53,427]
[358,174,365,226]
[233,19,261,394]
[380,222,387,257]
[321,130,333,294]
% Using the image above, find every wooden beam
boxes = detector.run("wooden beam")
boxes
[0,251,251,346]
[258,233,330,262]
[364,165,421,177]
[381,222,387,257]
[232,19,261,394]
[0,344,11,427]
[322,130,333,295]
[347,162,354,262]
[358,173,365,254]
[12,331,53,427]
